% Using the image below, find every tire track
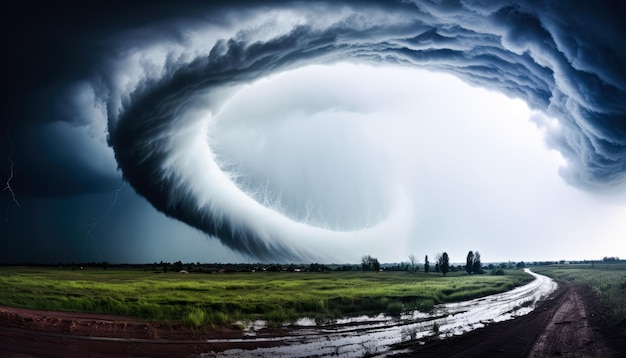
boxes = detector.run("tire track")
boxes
[528,284,604,358]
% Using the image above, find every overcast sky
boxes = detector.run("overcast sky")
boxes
[2,0,625,264]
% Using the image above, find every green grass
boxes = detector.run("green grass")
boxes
[533,263,626,325]
[0,267,532,327]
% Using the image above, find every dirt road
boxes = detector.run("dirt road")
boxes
[399,281,620,357]
[528,284,603,357]
[0,280,623,357]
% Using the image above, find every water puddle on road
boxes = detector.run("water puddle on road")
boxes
[199,269,557,357]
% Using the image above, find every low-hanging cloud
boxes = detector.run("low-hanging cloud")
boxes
[15,0,625,261]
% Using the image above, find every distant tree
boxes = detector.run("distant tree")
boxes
[434,253,442,273]
[362,255,372,271]
[472,251,482,274]
[438,252,450,276]
[309,263,328,272]
[372,258,381,272]
[408,254,417,272]
[465,251,474,275]
[173,260,183,272]
[465,251,483,274]
[361,255,380,272]
[424,255,430,273]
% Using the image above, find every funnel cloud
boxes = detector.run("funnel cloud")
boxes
[2,1,625,263]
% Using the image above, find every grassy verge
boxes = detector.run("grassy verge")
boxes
[532,263,626,325]
[0,267,532,327]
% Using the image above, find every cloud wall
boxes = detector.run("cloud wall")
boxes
[15,0,625,261]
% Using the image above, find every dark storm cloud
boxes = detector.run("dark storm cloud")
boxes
[103,0,625,187]
[4,0,625,260]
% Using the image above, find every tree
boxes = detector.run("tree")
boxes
[434,253,442,273]
[465,251,474,275]
[173,260,184,272]
[424,255,430,273]
[361,255,380,272]
[372,258,381,272]
[465,250,483,274]
[437,252,450,276]
[361,255,370,271]
[408,253,417,272]
[472,251,482,274]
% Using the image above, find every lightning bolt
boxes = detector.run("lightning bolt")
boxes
[303,198,314,224]
[83,182,126,260]
[256,178,284,213]
[3,136,20,207]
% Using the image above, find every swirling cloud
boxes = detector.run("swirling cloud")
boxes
[5,0,625,262]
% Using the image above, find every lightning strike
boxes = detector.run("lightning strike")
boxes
[303,199,314,225]
[3,136,20,207]
[83,182,126,260]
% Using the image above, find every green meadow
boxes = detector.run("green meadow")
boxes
[533,263,626,326]
[0,267,532,328]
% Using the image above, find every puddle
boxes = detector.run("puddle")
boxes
[198,269,557,357]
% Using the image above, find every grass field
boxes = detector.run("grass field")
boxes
[533,263,626,325]
[0,267,532,327]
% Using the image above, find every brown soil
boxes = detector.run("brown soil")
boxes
[1,281,624,357]
[392,281,625,357]
[0,307,284,357]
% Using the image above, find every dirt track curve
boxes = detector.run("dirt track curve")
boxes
[401,281,619,358]
[528,284,606,358]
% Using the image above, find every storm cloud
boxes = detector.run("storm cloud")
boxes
[3,0,625,262]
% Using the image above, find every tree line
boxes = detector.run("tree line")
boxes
[362,250,483,276]
[403,251,484,276]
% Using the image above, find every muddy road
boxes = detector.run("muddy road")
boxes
[402,279,621,358]
[199,269,557,357]
[0,270,622,357]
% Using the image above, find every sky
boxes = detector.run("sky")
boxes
[2,0,625,264]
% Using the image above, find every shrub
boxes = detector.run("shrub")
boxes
[386,302,404,317]
[209,311,229,326]
[266,308,298,328]
[183,307,206,328]
[267,310,288,328]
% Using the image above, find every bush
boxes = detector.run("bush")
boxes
[403,298,435,312]
[491,268,505,276]
[209,311,229,326]
[266,308,297,328]
[386,302,404,317]
[183,307,206,328]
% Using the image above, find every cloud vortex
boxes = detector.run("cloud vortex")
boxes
[70,0,626,261]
